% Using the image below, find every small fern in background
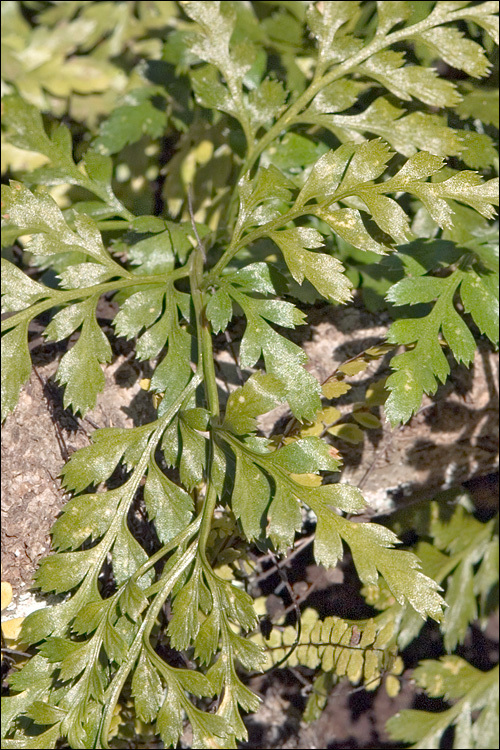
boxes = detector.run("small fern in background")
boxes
[1,2,498,748]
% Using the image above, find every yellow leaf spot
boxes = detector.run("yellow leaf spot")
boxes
[442,657,461,674]
[352,411,382,429]
[391,655,404,676]
[365,378,389,406]
[338,360,369,376]
[299,422,323,437]
[322,379,351,399]
[290,472,322,487]
[385,674,401,697]
[320,406,341,425]
[327,423,364,444]
[1,616,24,642]
[194,140,214,165]
[1,581,13,611]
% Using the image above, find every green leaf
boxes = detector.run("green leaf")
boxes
[387,276,451,305]
[119,582,148,623]
[232,453,270,541]
[61,425,153,493]
[103,619,128,663]
[51,489,121,551]
[151,327,193,415]
[1,725,61,749]
[327,423,364,444]
[325,98,461,158]
[1,258,50,312]
[294,144,356,207]
[376,0,411,34]
[223,372,285,434]
[131,651,164,724]
[113,289,166,340]
[136,308,174,361]
[269,228,352,303]
[460,269,499,344]
[442,559,477,652]
[312,509,344,569]
[403,173,499,230]
[72,600,108,637]
[20,596,85,644]
[307,79,368,117]
[112,520,151,588]
[386,659,499,749]
[416,27,491,78]
[227,629,265,672]
[124,230,176,276]
[343,519,444,619]
[2,183,120,267]
[174,666,215,698]
[303,493,443,618]
[384,266,493,424]
[34,548,100,595]
[267,132,328,172]
[194,610,221,665]
[269,437,341,474]
[144,458,193,543]
[25,701,66,726]
[387,707,448,748]
[57,263,114,290]
[239,315,321,422]
[456,87,499,128]
[245,78,288,129]
[240,168,295,218]
[2,96,74,167]
[44,301,87,342]
[206,288,233,333]
[179,420,207,489]
[228,262,288,296]
[267,481,303,552]
[1,320,31,421]
[94,88,168,155]
[318,207,390,255]
[358,50,460,106]
[190,64,237,116]
[460,130,498,171]
[168,567,205,650]
[306,1,362,67]
[181,407,210,431]
[55,299,112,414]
[156,684,184,748]
[218,580,258,632]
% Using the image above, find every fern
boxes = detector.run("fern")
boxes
[387,658,499,749]
[1,2,498,749]
[253,606,400,686]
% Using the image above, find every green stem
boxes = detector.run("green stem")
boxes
[137,515,203,588]
[189,234,220,419]
[242,6,471,177]
[205,183,361,284]
[197,481,219,565]
[1,267,190,334]
[95,541,199,749]
[95,220,135,231]
[93,377,202,748]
